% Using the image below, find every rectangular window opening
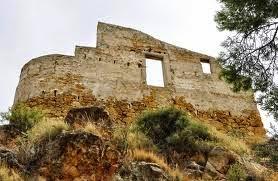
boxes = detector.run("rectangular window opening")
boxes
[200,59,211,74]
[145,58,165,87]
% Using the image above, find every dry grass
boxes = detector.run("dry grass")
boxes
[245,135,266,145]
[111,124,157,155]
[264,171,278,181]
[207,125,250,154]
[78,122,113,139]
[127,131,156,151]
[17,119,70,164]
[25,118,70,144]
[0,164,23,181]
[81,122,103,137]
[130,149,187,181]
[188,116,251,155]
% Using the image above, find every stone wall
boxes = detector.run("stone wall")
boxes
[14,22,265,136]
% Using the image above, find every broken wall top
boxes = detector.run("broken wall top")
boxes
[14,22,265,136]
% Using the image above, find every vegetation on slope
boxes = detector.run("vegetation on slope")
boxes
[252,135,278,170]
[0,104,277,180]
[126,107,250,155]
[135,107,213,154]
[0,164,23,181]
[0,103,44,132]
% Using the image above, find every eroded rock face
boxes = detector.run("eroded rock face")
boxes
[0,125,21,149]
[207,147,237,174]
[65,106,111,127]
[184,147,242,180]
[115,161,171,181]
[27,132,120,180]
[241,158,268,180]
[14,22,265,137]
[0,148,25,172]
[204,161,225,180]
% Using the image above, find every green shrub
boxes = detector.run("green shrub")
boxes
[187,121,212,140]
[135,107,213,154]
[253,137,278,169]
[226,163,247,181]
[0,104,44,132]
[135,107,188,148]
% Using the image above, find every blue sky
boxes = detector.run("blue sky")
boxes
[1,0,275,131]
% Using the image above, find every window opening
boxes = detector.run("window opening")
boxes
[200,59,211,74]
[145,58,164,87]
[54,90,57,97]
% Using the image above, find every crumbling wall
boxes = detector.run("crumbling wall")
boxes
[14,22,265,136]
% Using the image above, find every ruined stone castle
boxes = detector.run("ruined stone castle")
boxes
[14,22,265,136]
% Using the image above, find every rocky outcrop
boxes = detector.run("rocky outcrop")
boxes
[182,147,237,180]
[115,161,172,181]
[26,131,120,180]
[207,147,237,174]
[0,128,274,181]
[0,148,25,172]
[241,158,268,180]
[183,146,276,181]
[0,125,21,149]
[65,106,111,127]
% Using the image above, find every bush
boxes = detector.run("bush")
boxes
[253,137,278,170]
[0,104,44,132]
[226,163,247,181]
[135,107,213,154]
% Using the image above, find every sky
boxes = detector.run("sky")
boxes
[0,0,275,131]
[146,59,165,87]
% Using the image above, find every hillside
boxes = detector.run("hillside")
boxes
[0,105,277,180]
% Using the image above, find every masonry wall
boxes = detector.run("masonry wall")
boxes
[14,22,265,136]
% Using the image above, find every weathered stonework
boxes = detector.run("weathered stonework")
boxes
[14,22,265,136]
